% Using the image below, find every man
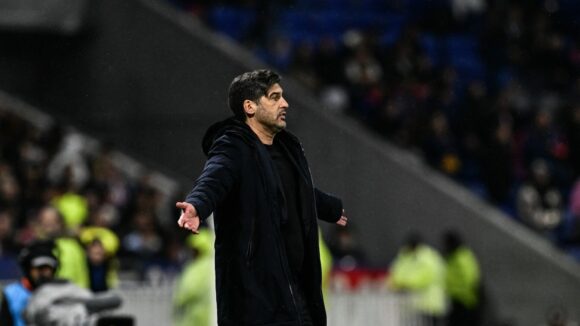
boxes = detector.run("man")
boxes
[176,69,347,326]
[0,241,59,326]
[442,230,482,326]
[35,205,89,288]
[387,233,447,326]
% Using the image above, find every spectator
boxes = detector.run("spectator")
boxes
[481,119,515,205]
[523,108,570,187]
[0,209,19,280]
[422,111,462,177]
[442,230,483,326]
[327,227,366,271]
[516,159,563,233]
[89,145,131,218]
[16,242,128,326]
[314,36,346,86]
[0,240,59,326]
[51,165,89,232]
[34,205,90,288]
[0,163,21,219]
[289,41,319,90]
[387,232,447,326]
[80,226,120,292]
[0,209,17,255]
[121,211,164,278]
[46,132,90,191]
[451,0,486,22]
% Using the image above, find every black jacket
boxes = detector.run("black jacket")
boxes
[186,118,342,326]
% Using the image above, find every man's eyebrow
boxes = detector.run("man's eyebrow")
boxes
[268,91,282,98]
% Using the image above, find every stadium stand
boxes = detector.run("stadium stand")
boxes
[0,91,182,283]
[171,0,580,263]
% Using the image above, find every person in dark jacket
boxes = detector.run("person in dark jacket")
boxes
[176,69,348,326]
[0,241,59,326]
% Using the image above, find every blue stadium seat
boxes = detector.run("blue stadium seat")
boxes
[419,34,443,67]
[445,35,485,81]
[207,6,257,40]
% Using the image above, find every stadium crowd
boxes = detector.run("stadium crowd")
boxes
[169,0,580,257]
[0,106,186,283]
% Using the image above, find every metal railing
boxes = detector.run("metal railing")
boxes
[1,278,428,325]
[114,280,427,326]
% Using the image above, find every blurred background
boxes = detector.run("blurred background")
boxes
[0,0,579,325]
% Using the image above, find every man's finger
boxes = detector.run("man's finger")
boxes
[336,216,348,227]
[185,222,200,234]
[176,202,188,209]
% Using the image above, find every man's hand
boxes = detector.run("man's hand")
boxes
[336,209,348,227]
[176,202,200,234]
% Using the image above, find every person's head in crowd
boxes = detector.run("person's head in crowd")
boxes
[0,165,20,205]
[442,229,463,256]
[89,204,120,229]
[80,226,120,260]
[35,206,65,239]
[186,228,213,259]
[86,239,107,266]
[403,231,423,252]
[530,158,551,188]
[18,240,58,289]
[133,211,157,234]
[134,185,161,213]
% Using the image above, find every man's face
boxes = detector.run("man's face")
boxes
[29,265,55,287]
[87,241,107,265]
[253,83,289,134]
[37,208,63,239]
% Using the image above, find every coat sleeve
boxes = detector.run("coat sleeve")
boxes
[314,188,343,223]
[185,136,241,220]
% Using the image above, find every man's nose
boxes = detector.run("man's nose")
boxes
[280,97,289,109]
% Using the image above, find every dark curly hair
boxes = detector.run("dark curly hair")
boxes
[228,69,281,121]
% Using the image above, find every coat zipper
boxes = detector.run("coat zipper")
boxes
[276,234,303,326]
[262,145,303,325]
[245,221,255,266]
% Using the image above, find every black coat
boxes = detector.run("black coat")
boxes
[186,118,342,326]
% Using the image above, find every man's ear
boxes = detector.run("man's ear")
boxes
[243,100,256,116]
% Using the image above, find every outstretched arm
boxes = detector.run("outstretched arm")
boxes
[315,189,348,226]
[177,136,241,234]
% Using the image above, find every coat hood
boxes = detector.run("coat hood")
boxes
[201,117,257,156]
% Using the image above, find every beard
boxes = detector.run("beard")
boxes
[256,110,286,133]
[31,275,54,289]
